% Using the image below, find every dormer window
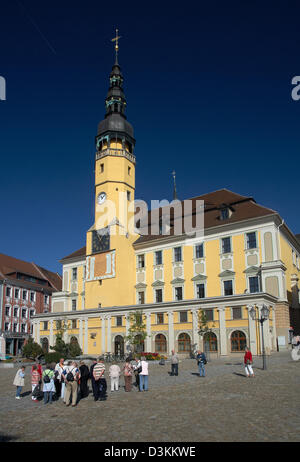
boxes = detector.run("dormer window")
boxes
[220,208,229,220]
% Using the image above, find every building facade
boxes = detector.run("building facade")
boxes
[32,50,300,357]
[0,253,62,355]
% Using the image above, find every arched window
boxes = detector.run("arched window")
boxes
[41,337,49,353]
[178,333,191,352]
[204,332,218,352]
[114,335,124,355]
[155,334,167,352]
[231,330,247,352]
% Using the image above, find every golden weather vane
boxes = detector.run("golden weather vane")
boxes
[111,28,122,62]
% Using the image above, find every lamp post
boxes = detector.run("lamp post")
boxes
[249,304,270,370]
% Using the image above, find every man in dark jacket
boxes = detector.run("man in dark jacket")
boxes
[90,359,97,400]
[196,350,207,377]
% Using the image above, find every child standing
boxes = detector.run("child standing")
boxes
[13,366,25,399]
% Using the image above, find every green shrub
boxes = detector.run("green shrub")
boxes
[44,352,61,364]
[22,337,43,359]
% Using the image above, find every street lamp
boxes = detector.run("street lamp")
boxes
[249,304,270,370]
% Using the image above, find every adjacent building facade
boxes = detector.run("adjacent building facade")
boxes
[32,50,300,357]
[0,253,62,355]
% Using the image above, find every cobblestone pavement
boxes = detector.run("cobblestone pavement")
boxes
[0,351,300,442]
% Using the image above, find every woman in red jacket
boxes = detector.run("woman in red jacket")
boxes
[244,347,255,378]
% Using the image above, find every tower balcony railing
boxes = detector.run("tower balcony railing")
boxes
[96,148,136,164]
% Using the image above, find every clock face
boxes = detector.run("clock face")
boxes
[97,192,106,205]
[92,228,110,254]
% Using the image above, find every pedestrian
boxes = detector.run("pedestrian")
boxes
[122,359,133,392]
[79,361,90,399]
[170,349,179,376]
[31,360,42,382]
[64,361,80,407]
[13,366,25,399]
[139,358,149,392]
[31,364,40,402]
[42,364,55,405]
[90,359,97,400]
[109,363,121,392]
[196,350,207,377]
[93,358,107,401]
[54,358,65,399]
[244,346,255,378]
[133,357,141,388]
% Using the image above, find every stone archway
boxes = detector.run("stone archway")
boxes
[114,335,124,355]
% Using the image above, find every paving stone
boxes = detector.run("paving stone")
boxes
[0,351,299,442]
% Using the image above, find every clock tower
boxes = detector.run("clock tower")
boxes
[85,35,138,309]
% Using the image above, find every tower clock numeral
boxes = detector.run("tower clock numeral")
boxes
[92,228,110,254]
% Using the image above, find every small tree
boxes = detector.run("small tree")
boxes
[50,320,82,358]
[22,337,43,359]
[198,310,211,337]
[125,310,148,353]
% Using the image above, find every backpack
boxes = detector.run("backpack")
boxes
[66,368,75,382]
[43,371,51,384]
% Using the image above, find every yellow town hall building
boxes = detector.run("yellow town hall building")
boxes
[33,44,300,358]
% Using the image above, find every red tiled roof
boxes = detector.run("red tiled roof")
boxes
[60,246,86,262]
[134,188,277,245]
[0,253,62,292]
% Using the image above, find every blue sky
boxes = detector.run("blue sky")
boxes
[1,0,300,273]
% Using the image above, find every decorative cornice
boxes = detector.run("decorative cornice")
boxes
[191,274,207,281]
[170,277,185,285]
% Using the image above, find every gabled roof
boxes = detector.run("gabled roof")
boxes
[0,253,62,292]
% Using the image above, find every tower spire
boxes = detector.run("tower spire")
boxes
[111,28,122,64]
[172,170,178,200]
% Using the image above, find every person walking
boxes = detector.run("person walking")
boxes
[79,361,90,399]
[244,347,255,378]
[196,350,207,377]
[93,358,107,401]
[123,359,134,392]
[133,357,141,388]
[31,364,40,402]
[13,366,25,399]
[170,349,179,376]
[42,364,55,405]
[109,363,121,392]
[64,361,80,407]
[139,358,149,392]
[54,358,65,399]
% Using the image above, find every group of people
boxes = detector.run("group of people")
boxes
[13,355,151,405]
[12,347,256,402]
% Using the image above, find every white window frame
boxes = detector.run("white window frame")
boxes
[245,231,258,250]
[137,291,145,305]
[6,286,12,298]
[13,306,20,318]
[248,275,260,294]
[174,247,182,263]
[5,305,11,317]
[155,288,163,303]
[21,308,27,319]
[137,254,145,269]
[174,285,184,301]
[195,282,206,299]
[195,243,204,259]
[220,236,232,254]
[14,288,20,299]
[222,278,234,296]
[154,250,163,266]
[30,291,36,303]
